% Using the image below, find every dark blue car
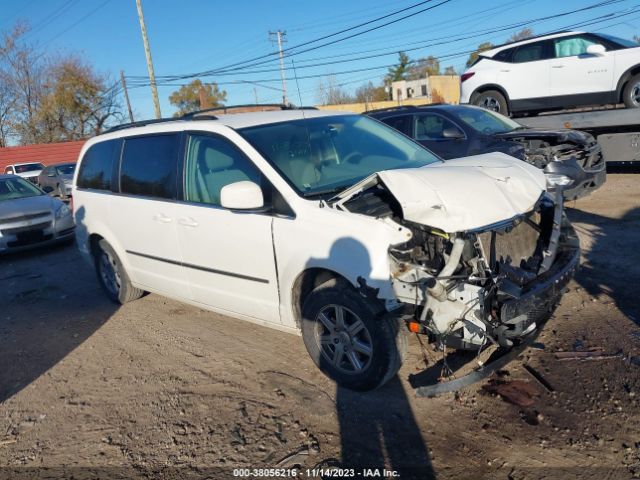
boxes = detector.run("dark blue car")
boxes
[366,104,606,200]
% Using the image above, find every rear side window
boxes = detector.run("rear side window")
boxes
[380,115,412,136]
[512,41,552,63]
[77,140,119,190]
[120,134,179,200]
[493,48,514,63]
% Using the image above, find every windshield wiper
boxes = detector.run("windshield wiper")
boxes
[301,186,347,198]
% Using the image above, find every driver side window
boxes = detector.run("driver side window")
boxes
[184,134,263,206]
[554,35,600,58]
[414,114,459,140]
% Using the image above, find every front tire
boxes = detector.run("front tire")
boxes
[94,239,144,304]
[623,73,640,108]
[300,279,407,391]
[472,89,509,115]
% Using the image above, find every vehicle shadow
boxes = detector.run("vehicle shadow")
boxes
[0,208,118,404]
[304,238,435,479]
[566,205,640,325]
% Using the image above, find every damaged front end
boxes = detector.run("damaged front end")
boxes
[388,191,579,350]
[333,160,580,355]
[496,129,606,200]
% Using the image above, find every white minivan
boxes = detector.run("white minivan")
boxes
[73,108,580,390]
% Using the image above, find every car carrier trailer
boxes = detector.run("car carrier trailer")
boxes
[519,108,640,164]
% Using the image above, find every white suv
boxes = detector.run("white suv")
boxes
[73,108,579,391]
[461,31,640,115]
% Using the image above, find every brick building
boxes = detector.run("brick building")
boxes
[0,140,86,172]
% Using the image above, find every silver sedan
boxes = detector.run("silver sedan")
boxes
[0,174,75,253]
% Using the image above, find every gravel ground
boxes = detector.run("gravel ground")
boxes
[0,174,639,480]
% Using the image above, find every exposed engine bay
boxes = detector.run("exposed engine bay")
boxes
[334,175,580,353]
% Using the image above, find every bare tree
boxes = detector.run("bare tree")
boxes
[507,28,534,43]
[316,76,354,105]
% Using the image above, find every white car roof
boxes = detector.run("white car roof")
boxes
[96,109,352,141]
[483,30,583,57]
[8,162,45,167]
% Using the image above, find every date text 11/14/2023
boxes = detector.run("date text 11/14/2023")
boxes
[232,468,401,478]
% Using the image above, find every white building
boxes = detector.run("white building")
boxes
[391,77,430,102]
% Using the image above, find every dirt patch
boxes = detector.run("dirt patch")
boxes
[0,174,639,479]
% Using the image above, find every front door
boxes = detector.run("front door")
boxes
[549,34,615,100]
[413,113,467,159]
[175,132,281,324]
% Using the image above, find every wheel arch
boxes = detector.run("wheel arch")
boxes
[616,64,640,102]
[290,268,352,329]
[471,84,511,104]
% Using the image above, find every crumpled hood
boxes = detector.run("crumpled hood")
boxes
[339,153,546,233]
[0,194,56,221]
[495,128,594,146]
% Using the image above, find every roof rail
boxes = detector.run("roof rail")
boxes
[101,104,320,135]
[181,103,317,118]
[103,117,183,134]
[489,30,574,51]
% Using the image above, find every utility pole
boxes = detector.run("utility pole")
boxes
[120,70,135,123]
[135,0,162,119]
[269,30,287,105]
[253,87,259,104]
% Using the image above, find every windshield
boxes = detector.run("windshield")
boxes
[56,164,76,175]
[456,107,522,135]
[14,163,45,173]
[597,33,638,48]
[0,177,44,200]
[238,115,440,196]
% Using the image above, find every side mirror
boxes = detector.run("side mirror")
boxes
[47,172,56,177]
[220,181,264,210]
[442,128,464,139]
[586,44,606,56]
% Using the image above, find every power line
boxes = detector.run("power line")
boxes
[42,0,112,45]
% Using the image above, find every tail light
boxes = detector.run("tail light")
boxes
[461,72,475,83]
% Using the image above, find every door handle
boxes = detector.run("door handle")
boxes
[552,65,564,68]
[499,69,510,72]
[178,217,199,228]
[153,213,173,223]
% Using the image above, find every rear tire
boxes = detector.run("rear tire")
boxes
[472,89,509,116]
[300,279,407,391]
[94,239,143,304]
[623,73,640,108]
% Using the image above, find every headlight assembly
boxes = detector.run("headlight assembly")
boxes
[55,204,71,219]
[545,173,574,189]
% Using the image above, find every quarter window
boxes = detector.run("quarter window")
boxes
[184,134,262,206]
[120,134,179,199]
[77,140,119,190]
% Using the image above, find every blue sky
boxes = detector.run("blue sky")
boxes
[2,0,638,120]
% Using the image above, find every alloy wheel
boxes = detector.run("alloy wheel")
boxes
[631,81,640,107]
[315,304,373,375]
[99,250,121,297]
[480,96,501,112]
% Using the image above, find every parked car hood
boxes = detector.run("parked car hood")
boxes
[0,194,56,220]
[495,128,593,146]
[335,153,546,233]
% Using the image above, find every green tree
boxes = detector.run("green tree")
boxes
[385,51,411,85]
[169,79,227,117]
[465,42,494,68]
[507,27,534,43]
[407,55,440,80]
[444,66,457,75]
